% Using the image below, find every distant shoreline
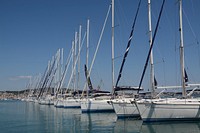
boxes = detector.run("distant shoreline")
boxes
[0,90,28,100]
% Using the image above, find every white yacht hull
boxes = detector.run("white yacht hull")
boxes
[34,99,39,103]
[111,98,140,118]
[38,99,46,105]
[63,98,81,108]
[54,99,64,108]
[39,99,53,105]
[136,98,200,122]
[81,98,114,113]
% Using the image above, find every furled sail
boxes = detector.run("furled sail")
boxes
[154,76,158,87]
[184,69,188,82]
[115,0,142,88]
[84,64,94,91]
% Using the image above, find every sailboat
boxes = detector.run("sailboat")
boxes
[38,49,62,105]
[54,41,73,108]
[80,1,114,113]
[135,0,200,122]
[81,62,113,112]
[111,87,141,118]
[55,24,87,108]
[63,28,81,108]
[81,67,113,112]
[109,0,143,118]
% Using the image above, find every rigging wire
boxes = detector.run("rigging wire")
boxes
[114,0,132,62]
[115,0,142,88]
[65,32,86,93]
[182,3,200,83]
[182,8,199,45]
[198,44,200,69]
[81,4,111,97]
[138,0,165,93]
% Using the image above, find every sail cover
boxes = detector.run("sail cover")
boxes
[84,64,94,90]
[184,69,188,82]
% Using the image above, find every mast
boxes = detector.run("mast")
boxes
[56,49,61,95]
[138,0,165,93]
[148,0,155,97]
[78,25,82,92]
[61,48,63,74]
[71,40,74,92]
[86,19,90,97]
[74,32,77,92]
[61,48,63,94]
[81,4,111,97]
[111,0,115,95]
[84,21,94,92]
[179,0,186,98]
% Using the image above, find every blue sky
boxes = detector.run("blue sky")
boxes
[0,0,200,91]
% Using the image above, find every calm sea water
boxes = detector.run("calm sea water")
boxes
[1,100,200,133]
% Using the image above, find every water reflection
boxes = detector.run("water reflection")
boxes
[36,104,200,133]
[1,101,200,133]
[114,118,142,133]
[140,121,200,133]
[39,104,81,132]
[81,113,117,133]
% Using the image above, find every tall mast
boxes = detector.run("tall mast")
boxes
[148,0,155,97]
[74,32,77,92]
[61,48,63,73]
[179,0,186,98]
[60,48,63,94]
[57,49,61,95]
[86,19,90,97]
[78,25,82,92]
[71,40,74,92]
[86,20,89,79]
[111,0,115,94]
